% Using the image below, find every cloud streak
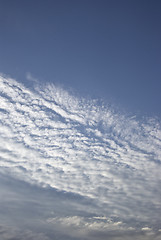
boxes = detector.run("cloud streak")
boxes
[0,75,161,239]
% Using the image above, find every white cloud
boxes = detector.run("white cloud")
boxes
[0,75,161,237]
[142,227,152,231]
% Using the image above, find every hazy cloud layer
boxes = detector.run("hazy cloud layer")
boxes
[0,75,161,239]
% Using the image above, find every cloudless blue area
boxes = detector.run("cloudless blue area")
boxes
[0,0,161,116]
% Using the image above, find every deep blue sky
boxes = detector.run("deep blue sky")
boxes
[0,0,161,116]
[1,2,161,238]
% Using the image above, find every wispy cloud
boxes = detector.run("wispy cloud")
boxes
[0,75,161,239]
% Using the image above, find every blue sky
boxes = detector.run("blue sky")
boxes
[0,0,161,116]
[0,1,161,240]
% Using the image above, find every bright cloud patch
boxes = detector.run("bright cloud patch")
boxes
[0,75,161,239]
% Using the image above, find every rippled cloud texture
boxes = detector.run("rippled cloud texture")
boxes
[0,75,161,240]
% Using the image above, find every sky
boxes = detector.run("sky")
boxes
[0,0,161,116]
[0,1,161,240]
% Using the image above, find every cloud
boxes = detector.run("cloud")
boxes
[0,75,161,239]
[0,224,50,240]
